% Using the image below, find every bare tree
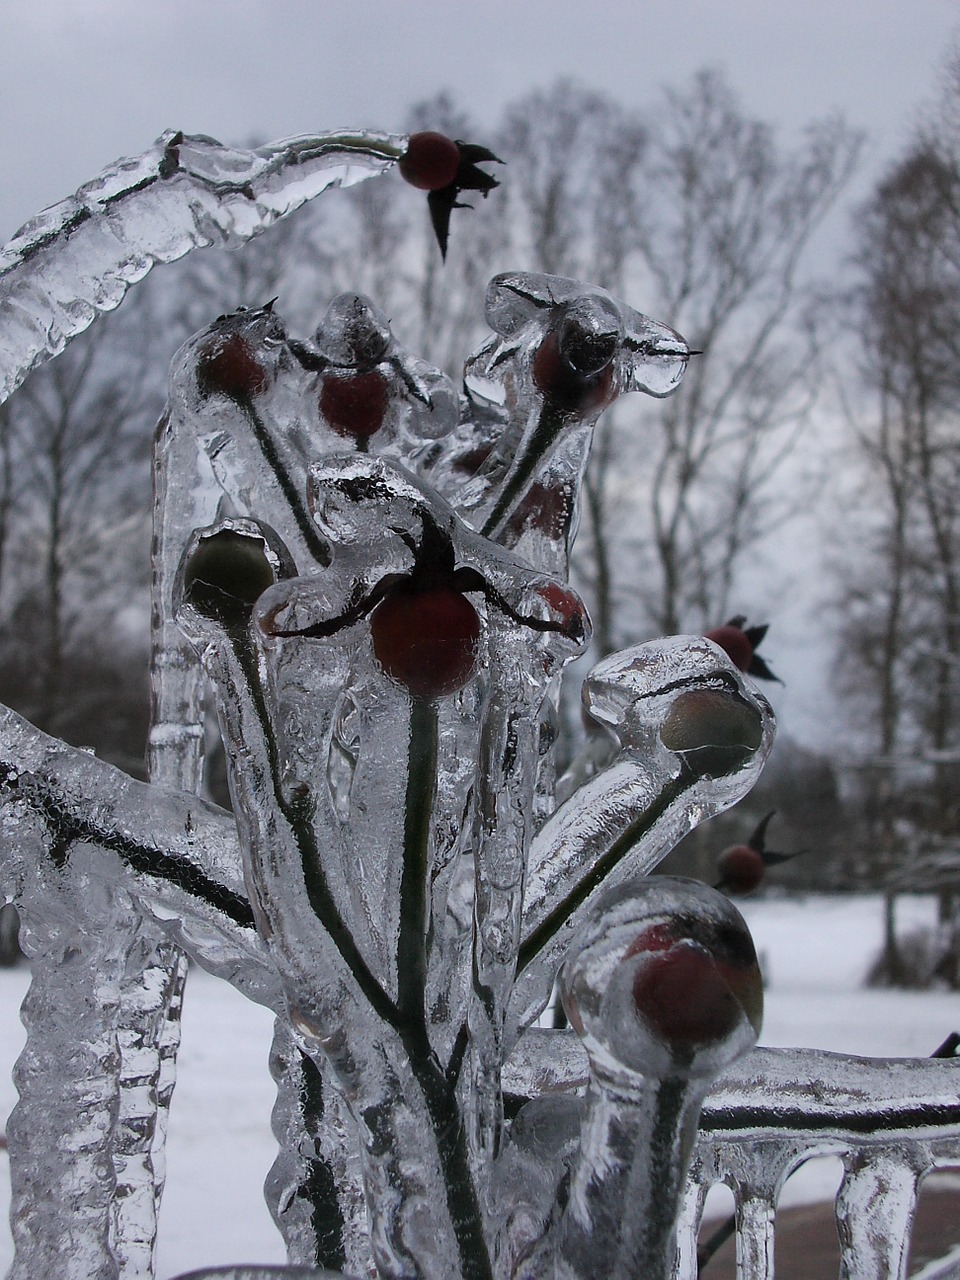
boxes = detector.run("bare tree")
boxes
[621,70,862,635]
[0,298,156,765]
[487,74,862,649]
[834,92,960,974]
[840,140,960,790]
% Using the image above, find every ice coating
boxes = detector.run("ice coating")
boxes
[0,130,406,403]
[440,272,690,576]
[167,1270,351,1279]
[524,878,761,1280]
[311,293,458,451]
[508,637,774,1038]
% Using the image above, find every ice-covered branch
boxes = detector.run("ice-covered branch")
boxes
[0,129,406,403]
[0,702,279,1004]
[508,637,774,1036]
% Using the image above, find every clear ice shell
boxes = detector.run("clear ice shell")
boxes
[427,272,690,580]
[0,130,406,404]
[519,878,761,1280]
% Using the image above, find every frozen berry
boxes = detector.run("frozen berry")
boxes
[716,844,766,895]
[371,584,481,698]
[705,624,752,672]
[631,942,748,1050]
[319,369,390,442]
[535,581,589,643]
[705,616,780,683]
[715,812,799,895]
[626,916,763,1053]
[399,132,461,191]
[196,334,269,401]
[660,687,763,777]
[532,330,616,414]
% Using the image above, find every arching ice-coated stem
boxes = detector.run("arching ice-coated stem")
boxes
[506,638,774,1039]
[0,700,279,1275]
[0,128,405,403]
[0,701,279,1005]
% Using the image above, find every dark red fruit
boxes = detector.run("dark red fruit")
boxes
[370,584,481,698]
[631,943,747,1050]
[535,582,588,642]
[532,330,616,414]
[705,624,753,673]
[705,616,780,683]
[399,132,461,192]
[196,334,269,401]
[715,812,798,895]
[660,687,763,777]
[716,844,766,895]
[319,369,390,442]
[627,921,763,1051]
[623,923,678,959]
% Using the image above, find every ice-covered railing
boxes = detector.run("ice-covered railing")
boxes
[0,127,956,1280]
[504,1033,960,1279]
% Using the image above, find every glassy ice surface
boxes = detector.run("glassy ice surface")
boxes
[1,130,958,1280]
[0,130,405,404]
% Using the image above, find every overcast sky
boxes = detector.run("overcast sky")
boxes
[3,0,959,243]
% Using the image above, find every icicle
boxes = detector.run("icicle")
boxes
[835,1149,922,1280]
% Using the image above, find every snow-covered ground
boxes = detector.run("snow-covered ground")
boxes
[0,893,955,1277]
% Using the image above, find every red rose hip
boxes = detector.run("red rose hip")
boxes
[197,333,269,401]
[371,584,481,698]
[319,369,390,442]
[716,844,766,895]
[704,624,753,673]
[398,132,461,191]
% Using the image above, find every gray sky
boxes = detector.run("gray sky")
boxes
[3,0,959,242]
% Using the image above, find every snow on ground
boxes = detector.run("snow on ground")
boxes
[0,894,956,1276]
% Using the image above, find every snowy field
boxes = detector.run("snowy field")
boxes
[0,893,957,1277]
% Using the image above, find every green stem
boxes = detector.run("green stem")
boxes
[239,398,330,566]
[393,697,494,1280]
[235,636,492,1278]
[396,698,438,1024]
[480,401,565,538]
[517,770,690,973]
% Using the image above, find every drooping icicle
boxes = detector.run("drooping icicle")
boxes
[8,850,127,1280]
[835,1149,922,1280]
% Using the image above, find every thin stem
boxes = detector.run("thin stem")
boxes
[396,698,439,1025]
[239,397,330,566]
[481,401,566,538]
[517,770,688,972]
